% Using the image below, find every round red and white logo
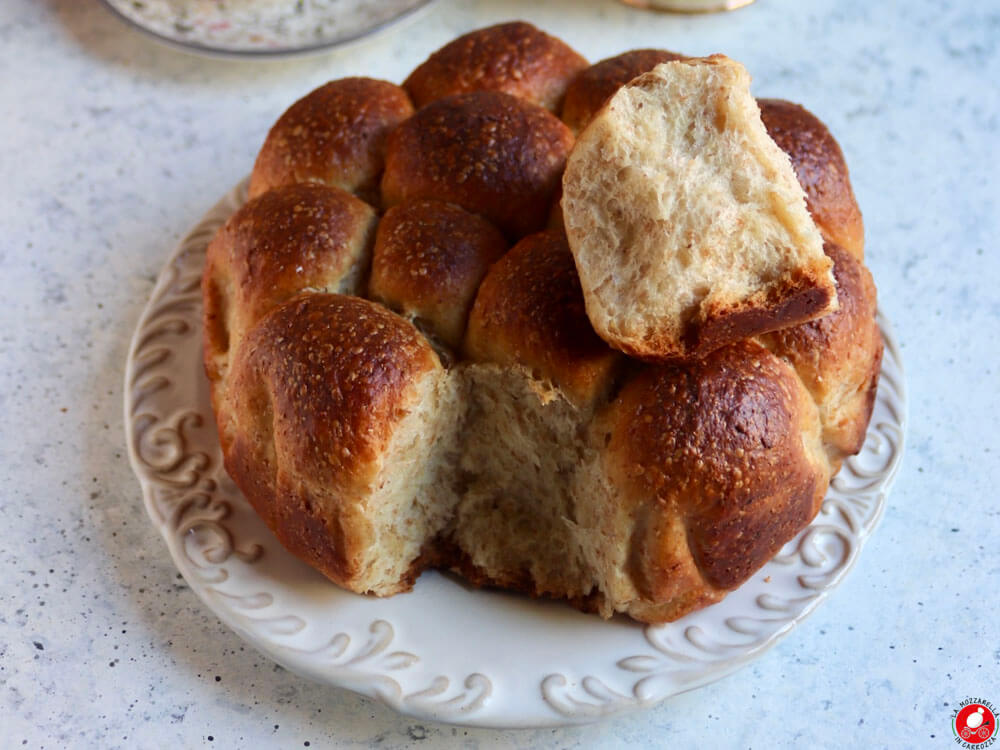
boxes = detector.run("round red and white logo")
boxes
[953,699,997,747]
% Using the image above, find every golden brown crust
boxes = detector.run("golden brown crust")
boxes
[464,229,622,407]
[381,91,574,240]
[601,341,829,619]
[759,98,865,259]
[685,272,837,360]
[201,183,376,384]
[221,294,441,591]
[249,77,414,205]
[605,270,838,363]
[202,30,881,624]
[561,48,686,133]
[760,242,882,464]
[404,21,588,113]
[368,199,508,350]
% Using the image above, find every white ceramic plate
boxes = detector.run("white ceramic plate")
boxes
[101,0,435,59]
[124,180,906,728]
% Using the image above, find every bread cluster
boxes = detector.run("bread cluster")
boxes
[202,22,881,623]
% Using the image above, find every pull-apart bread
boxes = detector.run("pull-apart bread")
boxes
[202,22,882,623]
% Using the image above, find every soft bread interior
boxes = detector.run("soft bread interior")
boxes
[447,364,597,598]
[351,361,619,606]
[355,369,465,594]
[562,55,837,359]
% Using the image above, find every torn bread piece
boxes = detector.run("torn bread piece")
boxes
[562,55,837,361]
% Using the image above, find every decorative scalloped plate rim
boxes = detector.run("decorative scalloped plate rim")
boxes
[100,0,436,59]
[124,180,907,728]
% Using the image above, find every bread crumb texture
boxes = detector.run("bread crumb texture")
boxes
[563,55,838,361]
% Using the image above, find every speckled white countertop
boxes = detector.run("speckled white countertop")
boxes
[2,1,997,747]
